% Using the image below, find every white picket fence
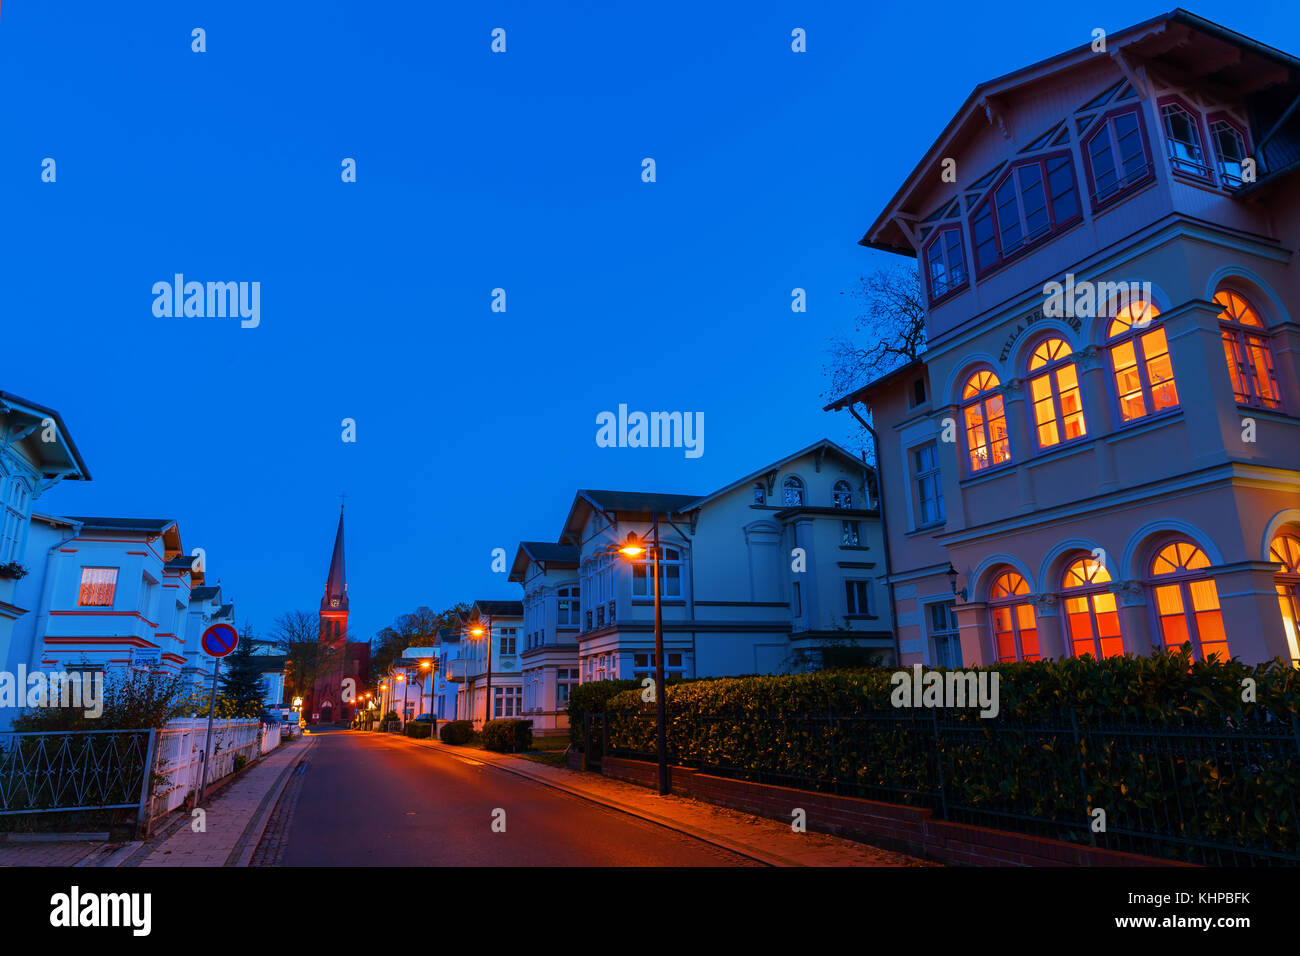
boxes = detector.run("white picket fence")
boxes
[148,718,278,823]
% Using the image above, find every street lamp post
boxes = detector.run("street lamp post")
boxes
[470,614,493,729]
[618,517,669,796]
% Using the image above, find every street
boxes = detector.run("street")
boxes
[257,730,760,866]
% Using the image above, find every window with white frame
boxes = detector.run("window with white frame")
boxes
[1210,118,1249,188]
[753,482,766,505]
[833,479,854,509]
[782,476,805,506]
[845,579,872,615]
[78,567,118,607]
[498,628,517,656]
[632,652,684,680]
[557,585,579,626]
[631,546,683,598]
[556,668,577,706]
[911,442,944,526]
[841,520,860,546]
[0,478,31,564]
[927,601,961,668]
[493,685,522,718]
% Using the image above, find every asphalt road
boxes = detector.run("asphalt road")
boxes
[262,729,759,866]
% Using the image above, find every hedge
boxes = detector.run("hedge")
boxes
[482,719,533,753]
[602,650,1300,862]
[439,720,474,745]
[404,722,431,739]
[567,679,638,751]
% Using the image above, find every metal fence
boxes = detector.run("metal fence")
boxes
[599,708,1300,866]
[0,729,154,826]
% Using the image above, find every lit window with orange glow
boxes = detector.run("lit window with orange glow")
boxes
[961,370,1011,472]
[1148,540,1227,662]
[1062,556,1122,659]
[1107,298,1178,422]
[988,570,1039,662]
[1216,290,1281,410]
[1269,532,1300,666]
[1027,337,1087,448]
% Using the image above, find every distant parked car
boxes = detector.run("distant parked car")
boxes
[411,713,437,724]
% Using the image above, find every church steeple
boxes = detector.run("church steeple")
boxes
[321,504,348,612]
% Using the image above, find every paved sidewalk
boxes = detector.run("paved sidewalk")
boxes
[0,840,103,867]
[405,735,935,866]
[134,735,314,867]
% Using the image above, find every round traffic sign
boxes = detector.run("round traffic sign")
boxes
[201,622,239,658]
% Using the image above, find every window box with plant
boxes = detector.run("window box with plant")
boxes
[0,561,28,580]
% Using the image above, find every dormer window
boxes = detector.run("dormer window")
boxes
[922,225,968,302]
[1159,99,1212,181]
[970,154,1079,275]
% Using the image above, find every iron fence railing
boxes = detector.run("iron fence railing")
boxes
[0,729,154,820]
[599,708,1300,866]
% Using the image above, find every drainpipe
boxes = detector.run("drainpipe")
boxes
[847,402,900,665]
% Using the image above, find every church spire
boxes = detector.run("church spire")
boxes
[322,504,348,611]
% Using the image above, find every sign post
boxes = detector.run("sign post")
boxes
[196,622,239,806]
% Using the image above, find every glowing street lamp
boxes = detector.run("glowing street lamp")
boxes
[468,612,493,728]
[614,523,669,795]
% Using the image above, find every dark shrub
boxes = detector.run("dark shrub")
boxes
[482,719,532,753]
[567,679,638,750]
[405,722,431,739]
[439,720,474,745]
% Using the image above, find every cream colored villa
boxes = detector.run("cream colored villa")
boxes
[827,10,1300,669]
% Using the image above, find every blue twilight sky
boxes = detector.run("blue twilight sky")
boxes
[2,1,1297,643]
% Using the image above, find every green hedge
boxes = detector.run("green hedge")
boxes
[603,651,1300,862]
[567,679,638,751]
[439,720,474,745]
[482,719,533,753]
[404,722,431,739]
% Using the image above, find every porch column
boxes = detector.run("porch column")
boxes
[1031,594,1066,660]
[1161,300,1241,466]
[999,380,1036,512]
[1115,581,1156,656]
[1211,562,1290,663]
[1076,345,1118,490]
[935,405,968,530]
[955,601,991,666]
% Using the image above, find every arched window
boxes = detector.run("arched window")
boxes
[1269,532,1300,665]
[1216,290,1281,409]
[1149,540,1228,661]
[961,370,1010,472]
[833,480,853,509]
[989,570,1039,662]
[1028,338,1087,448]
[782,476,805,506]
[1107,298,1178,423]
[1062,556,1123,658]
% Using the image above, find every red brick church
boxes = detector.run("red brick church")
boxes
[305,505,369,724]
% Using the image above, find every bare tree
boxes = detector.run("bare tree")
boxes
[824,265,927,402]
[271,609,339,705]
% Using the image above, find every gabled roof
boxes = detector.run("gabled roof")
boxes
[509,541,580,582]
[558,489,699,545]
[864,9,1300,256]
[68,517,175,533]
[684,439,871,511]
[0,391,92,481]
[191,586,220,602]
[472,599,523,618]
[824,359,926,413]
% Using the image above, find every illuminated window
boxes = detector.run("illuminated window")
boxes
[1107,298,1178,422]
[1062,556,1123,659]
[1149,540,1227,662]
[961,370,1011,472]
[989,570,1039,662]
[1269,532,1300,666]
[78,567,118,607]
[1027,337,1087,448]
[1216,290,1281,410]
